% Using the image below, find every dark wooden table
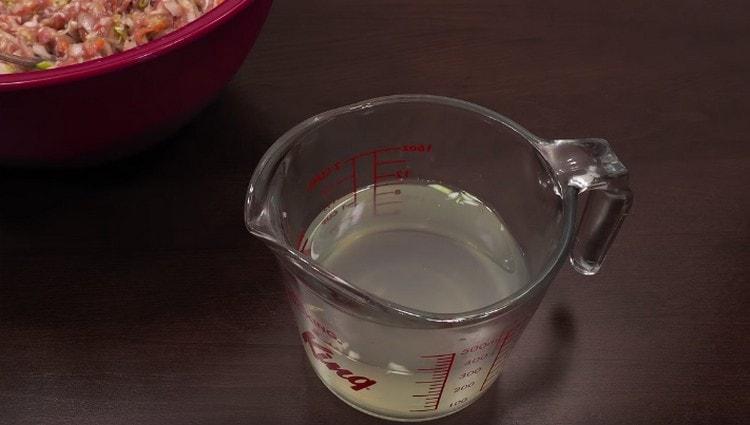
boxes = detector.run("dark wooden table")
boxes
[2,1,748,424]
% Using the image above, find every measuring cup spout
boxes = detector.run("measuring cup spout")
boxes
[245,201,275,244]
[244,146,285,247]
[244,180,274,241]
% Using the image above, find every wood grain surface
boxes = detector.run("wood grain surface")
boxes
[1,1,748,424]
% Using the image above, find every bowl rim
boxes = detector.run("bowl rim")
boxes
[0,0,257,91]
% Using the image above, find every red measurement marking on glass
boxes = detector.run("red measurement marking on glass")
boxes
[410,353,455,412]
[350,156,358,206]
[372,150,379,215]
[306,145,431,208]
[296,232,308,252]
[306,147,402,192]
[373,150,411,215]
[302,144,433,245]
[478,328,516,391]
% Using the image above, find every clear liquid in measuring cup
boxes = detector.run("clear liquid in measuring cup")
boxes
[304,181,529,313]
[295,181,530,419]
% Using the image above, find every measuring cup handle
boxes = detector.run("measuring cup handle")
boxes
[539,138,633,275]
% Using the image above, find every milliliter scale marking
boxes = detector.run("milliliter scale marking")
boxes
[479,328,516,391]
[410,353,456,412]
[299,144,432,251]
[407,325,518,413]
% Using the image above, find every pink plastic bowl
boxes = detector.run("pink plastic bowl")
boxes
[0,0,272,165]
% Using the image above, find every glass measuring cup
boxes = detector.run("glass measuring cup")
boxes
[245,95,632,421]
